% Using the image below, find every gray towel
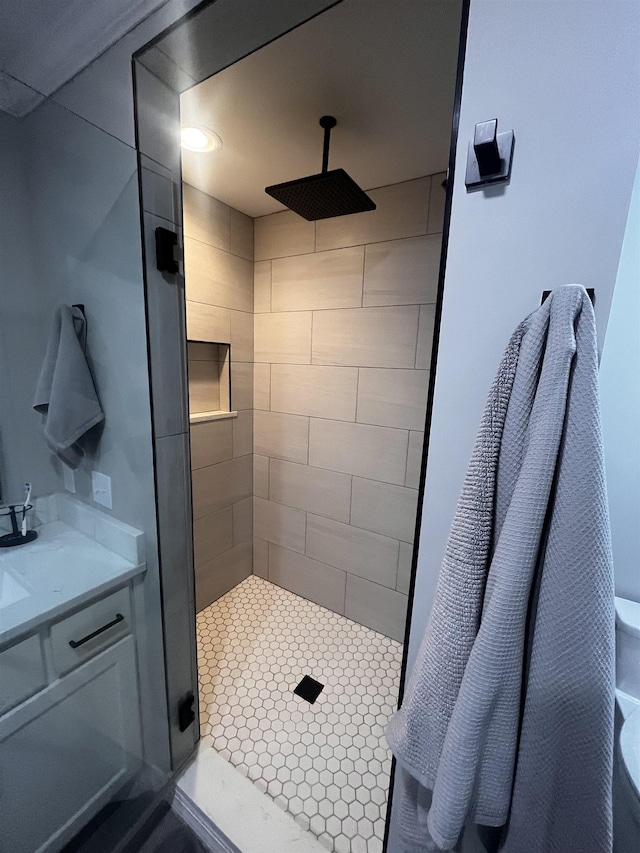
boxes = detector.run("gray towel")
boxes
[33,305,104,469]
[386,285,614,852]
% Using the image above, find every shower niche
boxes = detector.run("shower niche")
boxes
[187,341,233,422]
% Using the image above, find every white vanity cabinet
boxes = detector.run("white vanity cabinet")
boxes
[0,583,142,853]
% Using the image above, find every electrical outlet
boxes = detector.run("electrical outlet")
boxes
[91,471,112,509]
[63,465,76,493]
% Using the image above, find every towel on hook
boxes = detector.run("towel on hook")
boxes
[386,285,615,852]
[33,305,104,469]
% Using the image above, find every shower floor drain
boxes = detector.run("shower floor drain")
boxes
[293,675,324,704]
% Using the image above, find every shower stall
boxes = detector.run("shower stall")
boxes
[167,3,460,849]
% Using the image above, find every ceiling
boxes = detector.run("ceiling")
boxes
[0,0,166,116]
[180,0,462,218]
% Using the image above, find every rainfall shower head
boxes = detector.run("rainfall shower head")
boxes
[265,116,376,221]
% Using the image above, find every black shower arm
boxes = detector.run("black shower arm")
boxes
[320,116,337,174]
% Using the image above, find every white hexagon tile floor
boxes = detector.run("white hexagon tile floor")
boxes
[196,574,403,853]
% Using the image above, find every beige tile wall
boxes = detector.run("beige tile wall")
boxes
[184,183,254,611]
[252,175,445,641]
[183,174,445,636]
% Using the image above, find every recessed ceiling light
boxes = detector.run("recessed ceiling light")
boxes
[180,126,222,152]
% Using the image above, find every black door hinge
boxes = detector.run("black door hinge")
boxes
[155,226,179,274]
[178,691,195,732]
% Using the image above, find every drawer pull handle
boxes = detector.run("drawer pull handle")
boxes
[69,613,125,648]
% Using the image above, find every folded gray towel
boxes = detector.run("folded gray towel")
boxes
[33,305,104,469]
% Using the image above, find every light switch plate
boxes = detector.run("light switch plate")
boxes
[91,471,112,509]
[63,465,76,493]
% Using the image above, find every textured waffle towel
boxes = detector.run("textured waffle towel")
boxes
[386,285,615,852]
[33,305,104,469]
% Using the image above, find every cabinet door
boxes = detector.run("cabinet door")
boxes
[0,636,142,853]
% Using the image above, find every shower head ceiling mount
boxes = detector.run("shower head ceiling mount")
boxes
[265,116,376,221]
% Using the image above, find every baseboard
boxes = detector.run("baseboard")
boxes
[172,786,241,853]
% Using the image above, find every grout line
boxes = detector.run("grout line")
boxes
[425,174,433,236]
[395,541,402,592]
[414,305,421,369]
[249,300,436,315]
[310,311,315,365]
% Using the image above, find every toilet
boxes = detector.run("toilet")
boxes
[613,596,640,852]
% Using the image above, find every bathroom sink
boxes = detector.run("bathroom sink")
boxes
[0,571,30,609]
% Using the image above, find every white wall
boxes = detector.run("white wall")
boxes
[600,157,640,603]
[389,1,640,849]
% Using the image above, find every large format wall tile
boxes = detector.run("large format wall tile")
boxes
[190,418,233,470]
[231,361,253,411]
[191,455,252,518]
[345,575,407,643]
[254,312,312,364]
[183,183,229,251]
[232,409,253,457]
[254,208,315,260]
[253,363,271,409]
[269,458,351,523]
[186,301,230,343]
[253,497,306,554]
[140,157,174,222]
[229,207,254,261]
[269,544,346,615]
[309,419,408,485]
[254,410,309,464]
[253,454,269,499]
[195,541,252,612]
[357,368,429,430]
[230,309,253,362]
[270,364,358,421]
[254,260,271,313]
[232,496,253,546]
[350,477,419,543]
[306,514,399,589]
[193,506,233,566]
[253,536,269,579]
[315,177,430,251]
[397,541,413,594]
[415,303,436,369]
[155,432,193,618]
[406,430,425,489]
[363,235,440,307]
[185,236,253,313]
[271,246,364,311]
[312,306,419,368]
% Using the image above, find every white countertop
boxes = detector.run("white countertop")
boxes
[0,520,145,647]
